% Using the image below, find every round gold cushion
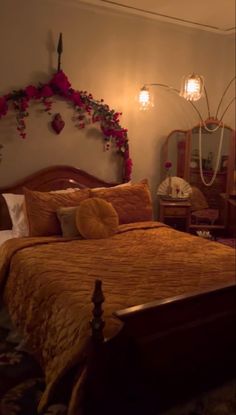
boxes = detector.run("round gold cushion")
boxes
[76,197,119,239]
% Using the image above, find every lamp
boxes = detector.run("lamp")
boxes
[179,73,204,101]
[139,86,156,111]
[138,75,235,129]
[139,75,236,186]
[139,86,151,110]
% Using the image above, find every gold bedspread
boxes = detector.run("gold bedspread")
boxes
[0,222,235,412]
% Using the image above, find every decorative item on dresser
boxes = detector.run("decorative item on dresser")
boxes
[0,165,235,415]
[157,175,192,231]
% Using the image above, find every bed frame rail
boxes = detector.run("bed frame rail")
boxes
[89,281,236,413]
[114,282,236,337]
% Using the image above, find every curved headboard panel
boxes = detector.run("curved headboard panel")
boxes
[0,165,118,230]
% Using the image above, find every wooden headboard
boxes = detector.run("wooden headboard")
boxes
[0,165,118,231]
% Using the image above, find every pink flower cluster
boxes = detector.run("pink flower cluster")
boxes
[123,150,133,182]
[0,71,132,181]
[0,97,8,118]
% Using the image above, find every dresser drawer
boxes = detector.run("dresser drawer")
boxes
[159,201,190,232]
[164,207,188,216]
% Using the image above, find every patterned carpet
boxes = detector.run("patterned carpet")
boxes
[0,327,66,415]
[0,326,235,415]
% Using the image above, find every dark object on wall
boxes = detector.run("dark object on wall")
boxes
[57,32,63,72]
[51,113,65,134]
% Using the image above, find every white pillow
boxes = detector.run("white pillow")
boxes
[2,188,80,238]
[2,194,29,237]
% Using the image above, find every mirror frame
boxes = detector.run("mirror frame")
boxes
[163,119,236,198]
[162,119,236,232]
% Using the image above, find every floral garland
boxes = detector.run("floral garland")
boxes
[0,71,132,181]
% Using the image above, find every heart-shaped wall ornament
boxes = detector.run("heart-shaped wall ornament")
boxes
[51,113,65,134]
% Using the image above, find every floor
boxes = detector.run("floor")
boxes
[0,326,235,415]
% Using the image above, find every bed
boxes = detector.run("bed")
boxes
[0,165,235,415]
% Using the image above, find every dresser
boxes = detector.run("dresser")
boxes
[159,199,191,232]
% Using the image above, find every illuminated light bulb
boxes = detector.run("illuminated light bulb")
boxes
[138,86,152,110]
[180,73,204,101]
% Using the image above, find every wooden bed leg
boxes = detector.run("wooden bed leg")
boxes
[90,279,105,343]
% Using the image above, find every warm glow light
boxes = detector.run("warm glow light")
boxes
[139,86,151,110]
[180,73,204,101]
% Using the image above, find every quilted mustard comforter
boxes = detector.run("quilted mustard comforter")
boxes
[0,222,235,413]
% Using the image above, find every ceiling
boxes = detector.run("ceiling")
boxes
[80,0,236,34]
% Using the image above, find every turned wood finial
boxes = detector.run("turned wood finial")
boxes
[90,279,105,343]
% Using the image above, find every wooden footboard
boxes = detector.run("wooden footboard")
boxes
[88,281,236,413]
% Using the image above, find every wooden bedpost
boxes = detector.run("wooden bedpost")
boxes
[83,280,107,413]
[90,279,105,343]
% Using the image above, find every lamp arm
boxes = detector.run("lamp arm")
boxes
[188,101,206,125]
[143,83,205,125]
[218,96,236,123]
[203,85,211,119]
[143,82,180,94]
[215,76,236,120]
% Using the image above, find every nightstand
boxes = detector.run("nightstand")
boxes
[159,199,191,232]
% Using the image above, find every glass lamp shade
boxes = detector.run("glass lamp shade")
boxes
[180,73,204,101]
[138,86,153,110]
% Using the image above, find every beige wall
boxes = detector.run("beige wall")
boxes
[0,0,235,210]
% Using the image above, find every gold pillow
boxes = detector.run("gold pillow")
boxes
[57,206,80,238]
[90,181,153,224]
[24,187,90,236]
[76,197,119,239]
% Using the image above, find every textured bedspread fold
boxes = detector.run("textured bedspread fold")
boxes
[0,222,235,413]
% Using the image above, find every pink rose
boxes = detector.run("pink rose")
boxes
[123,149,130,159]
[25,85,39,99]
[164,161,172,170]
[71,91,82,107]
[41,85,53,98]
[124,157,132,181]
[116,138,126,148]
[50,70,71,94]
[20,98,29,111]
